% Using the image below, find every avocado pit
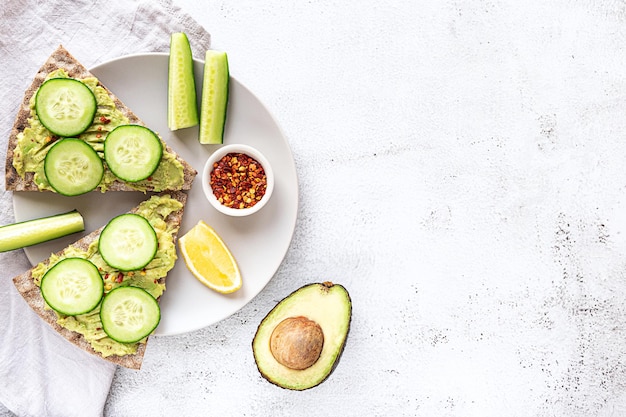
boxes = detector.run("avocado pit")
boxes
[269,316,324,370]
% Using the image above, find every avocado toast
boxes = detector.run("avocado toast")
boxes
[12,192,187,369]
[5,45,197,193]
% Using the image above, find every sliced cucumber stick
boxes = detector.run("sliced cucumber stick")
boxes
[168,32,199,130]
[0,210,84,252]
[100,286,161,343]
[199,50,229,144]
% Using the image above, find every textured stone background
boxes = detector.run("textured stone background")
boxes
[6,0,626,416]
[111,1,626,415]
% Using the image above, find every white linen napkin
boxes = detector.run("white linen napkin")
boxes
[0,1,210,416]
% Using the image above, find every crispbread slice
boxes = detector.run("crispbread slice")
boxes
[5,45,197,192]
[12,191,188,369]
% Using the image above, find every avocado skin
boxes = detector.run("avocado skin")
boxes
[252,282,352,390]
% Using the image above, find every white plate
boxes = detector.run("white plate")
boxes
[12,53,299,336]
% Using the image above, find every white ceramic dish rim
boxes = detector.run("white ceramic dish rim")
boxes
[12,52,299,336]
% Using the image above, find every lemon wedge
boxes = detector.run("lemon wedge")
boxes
[178,220,242,293]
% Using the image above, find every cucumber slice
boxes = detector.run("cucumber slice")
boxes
[0,210,84,252]
[199,50,229,144]
[98,213,158,271]
[40,258,104,316]
[103,125,163,182]
[168,32,199,130]
[44,138,104,196]
[35,78,97,137]
[100,286,161,343]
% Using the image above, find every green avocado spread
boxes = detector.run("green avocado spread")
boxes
[31,195,183,357]
[13,69,184,192]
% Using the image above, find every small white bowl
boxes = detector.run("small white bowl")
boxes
[202,144,274,217]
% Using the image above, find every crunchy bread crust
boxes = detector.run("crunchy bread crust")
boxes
[12,191,188,370]
[5,45,197,192]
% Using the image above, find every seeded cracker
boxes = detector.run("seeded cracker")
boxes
[5,45,197,192]
[12,191,187,369]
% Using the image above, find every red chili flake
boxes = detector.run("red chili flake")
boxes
[104,273,110,280]
[115,273,124,283]
[99,116,111,124]
[209,152,267,209]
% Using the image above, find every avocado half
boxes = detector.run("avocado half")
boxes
[252,282,352,390]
